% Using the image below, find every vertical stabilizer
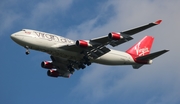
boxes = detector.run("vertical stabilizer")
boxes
[126,36,154,57]
[126,36,169,69]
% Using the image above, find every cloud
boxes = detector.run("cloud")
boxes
[0,0,73,37]
[69,0,180,104]
[0,0,21,36]
[29,0,73,27]
[3,0,180,103]
[0,12,20,36]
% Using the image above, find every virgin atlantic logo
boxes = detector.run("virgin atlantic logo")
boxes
[134,41,149,56]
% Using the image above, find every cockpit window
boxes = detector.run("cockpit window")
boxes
[22,29,31,34]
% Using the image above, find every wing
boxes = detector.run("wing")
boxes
[91,20,162,47]
[60,43,110,59]
[59,20,162,59]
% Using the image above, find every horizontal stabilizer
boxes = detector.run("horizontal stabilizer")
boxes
[132,50,169,69]
[132,64,143,69]
[136,50,169,60]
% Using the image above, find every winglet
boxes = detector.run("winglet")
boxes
[154,20,162,25]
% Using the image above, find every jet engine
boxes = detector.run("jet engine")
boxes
[76,40,91,48]
[47,70,59,77]
[108,32,123,40]
[41,61,53,69]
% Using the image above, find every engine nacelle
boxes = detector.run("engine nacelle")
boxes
[76,40,91,48]
[108,32,123,40]
[41,61,53,69]
[47,70,59,77]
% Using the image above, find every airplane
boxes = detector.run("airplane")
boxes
[11,20,169,78]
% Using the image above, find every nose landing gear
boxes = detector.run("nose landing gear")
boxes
[25,51,30,55]
[25,46,30,55]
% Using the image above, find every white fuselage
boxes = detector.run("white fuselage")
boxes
[11,29,136,65]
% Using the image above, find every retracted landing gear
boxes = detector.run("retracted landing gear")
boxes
[25,46,30,55]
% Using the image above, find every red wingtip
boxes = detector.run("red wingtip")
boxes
[154,20,162,25]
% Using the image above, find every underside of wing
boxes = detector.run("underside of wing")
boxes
[50,56,72,77]
[50,55,92,75]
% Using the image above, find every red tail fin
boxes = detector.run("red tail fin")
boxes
[126,36,154,57]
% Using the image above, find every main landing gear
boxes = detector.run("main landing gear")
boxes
[78,63,86,69]
[69,68,75,74]
[77,56,91,69]
[25,46,30,55]
[83,56,91,66]
[67,65,75,74]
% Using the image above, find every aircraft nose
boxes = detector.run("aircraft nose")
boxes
[10,33,24,43]
[10,33,20,42]
[10,34,16,40]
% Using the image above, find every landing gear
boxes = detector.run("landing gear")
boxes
[69,68,75,74]
[66,55,92,74]
[78,64,86,69]
[68,65,75,74]
[86,62,91,66]
[81,65,86,69]
[83,56,91,66]
[25,46,30,55]
[25,51,30,55]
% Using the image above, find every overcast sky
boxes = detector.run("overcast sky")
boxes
[1,0,180,104]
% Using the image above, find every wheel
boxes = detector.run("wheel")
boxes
[87,62,91,66]
[81,65,86,69]
[69,68,75,74]
[78,64,84,69]
[25,51,29,55]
